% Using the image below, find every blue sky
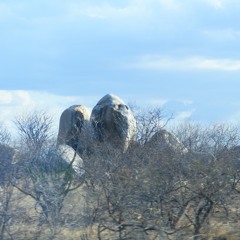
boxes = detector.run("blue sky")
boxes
[1,0,240,134]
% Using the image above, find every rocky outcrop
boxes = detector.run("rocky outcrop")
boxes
[90,94,136,152]
[57,144,85,176]
[0,143,19,183]
[147,129,188,156]
[57,105,91,153]
[0,143,18,163]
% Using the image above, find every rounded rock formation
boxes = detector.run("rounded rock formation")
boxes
[0,143,19,183]
[57,105,91,153]
[91,94,136,152]
[57,144,85,176]
[147,129,188,156]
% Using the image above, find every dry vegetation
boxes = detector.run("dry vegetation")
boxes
[0,108,240,239]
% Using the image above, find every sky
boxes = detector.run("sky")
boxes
[1,0,240,136]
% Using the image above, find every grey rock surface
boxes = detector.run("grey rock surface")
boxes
[147,129,188,156]
[57,105,91,153]
[91,94,136,151]
[57,144,85,176]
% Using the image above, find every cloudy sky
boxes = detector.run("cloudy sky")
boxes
[1,0,240,135]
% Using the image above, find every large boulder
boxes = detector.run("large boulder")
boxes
[0,143,19,183]
[57,105,91,154]
[146,129,188,157]
[0,143,18,163]
[223,145,240,168]
[91,94,136,152]
[57,144,85,176]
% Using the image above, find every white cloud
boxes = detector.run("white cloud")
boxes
[167,109,195,128]
[130,0,180,10]
[0,90,38,106]
[193,58,240,71]
[181,100,193,107]
[223,107,240,125]
[0,91,13,104]
[176,110,195,120]
[68,0,227,21]
[203,28,240,41]
[15,91,36,106]
[146,98,168,107]
[129,55,240,71]
[0,90,98,138]
[68,2,148,20]
[203,0,224,9]
[66,0,183,21]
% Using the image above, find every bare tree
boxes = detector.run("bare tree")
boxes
[0,107,239,239]
[131,106,173,145]
[13,110,53,154]
[172,121,240,155]
[0,125,15,239]
[0,181,14,240]
[172,122,240,239]
[87,117,240,239]
[12,110,86,239]
[0,123,11,144]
